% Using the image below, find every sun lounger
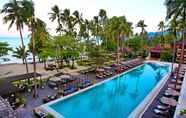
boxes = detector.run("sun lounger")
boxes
[79,79,93,89]
[33,107,47,118]
[96,75,104,79]
[153,108,168,116]
[168,84,181,90]
[63,85,78,96]
[156,105,170,111]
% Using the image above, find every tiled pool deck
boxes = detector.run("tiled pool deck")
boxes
[174,72,186,118]
[141,64,186,118]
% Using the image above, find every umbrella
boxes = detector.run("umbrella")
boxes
[160,97,177,106]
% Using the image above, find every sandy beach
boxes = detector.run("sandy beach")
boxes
[0,63,90,78]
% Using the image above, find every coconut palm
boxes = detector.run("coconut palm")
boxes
[136,20,147,50]
[136,20,147,38]
[158,21,165,47]
[167,18,178,73]
[13,46,29,64]
[49,5,63,35]
[165,0,186,88]
[1,0,29,73]
[22,0,42,98]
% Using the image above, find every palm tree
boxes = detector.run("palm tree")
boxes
[158,21,165,47]
[49,5,63,35]
[98,9,107,48]
[167,18,178,73]
[73,10,83,38]
[13,46,29,64]
[165,0,186,88]
[22,0,40,98]
[1,0,29,73]
[136,20,147,38]
[136,20,147,51]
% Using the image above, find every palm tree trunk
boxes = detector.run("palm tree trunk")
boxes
[31,18,38,98]
[19,28,29,73]
[117,35,120,64]
[19,28,30,84]
[171,30,176,74]
[176,30,184,88]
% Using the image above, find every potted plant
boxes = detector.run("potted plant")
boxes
[180,109,186,116]
[46,113,55,118]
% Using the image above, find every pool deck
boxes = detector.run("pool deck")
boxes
[128,61,172,118]
[141,64,186,118]
[174,71,186,118]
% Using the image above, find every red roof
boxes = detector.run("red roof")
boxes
[150,44,163,53]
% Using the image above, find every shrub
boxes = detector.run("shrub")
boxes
[160,50,172,62]
[46,114,55,118]
[180,109,186,116]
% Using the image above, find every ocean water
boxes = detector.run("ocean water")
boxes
[49,63,170,118]
[0,36,30,49]
[0,36,30,64]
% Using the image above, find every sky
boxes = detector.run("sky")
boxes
[0,0,167,37]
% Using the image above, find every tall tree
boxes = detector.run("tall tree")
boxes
[98,9,107,48]
[1,0,29,73]
[22,0,41,98]
[49,5,63,35]
[158,21,165,47]
[136,20,147,49]
[165,0,186,88]
[136,20,147,38]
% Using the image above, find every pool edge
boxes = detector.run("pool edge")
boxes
[41,63,145,118]
[128,61,172,118]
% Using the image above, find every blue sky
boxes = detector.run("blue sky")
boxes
[0,0,166,37]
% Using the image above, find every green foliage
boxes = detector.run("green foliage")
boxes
[180,109,186,116]
[88,47,105,68]
[102,39,117,52]
[0,42,11,57]
[149,37,161,47]
[126,36,142,52]
[46,114,55,118]
[160,50,173,62]
[13,46,29,59]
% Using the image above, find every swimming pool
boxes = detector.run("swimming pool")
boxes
[42,62,170,118]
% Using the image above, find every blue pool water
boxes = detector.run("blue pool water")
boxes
[49,63,170,118]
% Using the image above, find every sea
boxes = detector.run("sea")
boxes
[0,36,29,49]
[0,36,31,64]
